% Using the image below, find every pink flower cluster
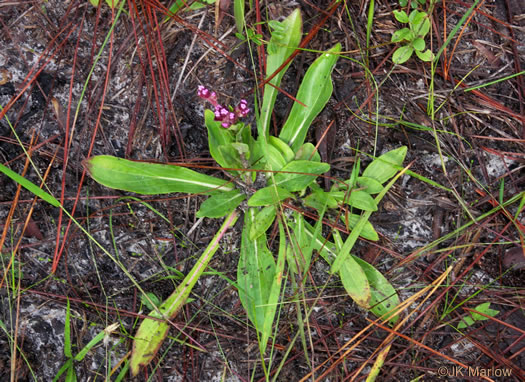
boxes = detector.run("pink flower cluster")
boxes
[198,85,250,128]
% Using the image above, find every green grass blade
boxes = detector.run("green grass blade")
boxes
[432,0,482,65]
[0,162,60,207]
[464,70,525,92]
[64,299,72,358]
[52,360,73,382]
[74,328,110,361]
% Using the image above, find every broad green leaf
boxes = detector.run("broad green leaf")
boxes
[260,220,286,352]
[352,256,400,325]
[249,138,267,171]
[413,37,425,51]
[217,144,242,169]
[361,146,407,184]
[338,252,371,308]
[196,190,245,218]
[84,155,234,195]
[141,292,161,311]
[408,9,422,24]
[249,205,277,240]
[266,143,287,171]
[457,302,499,329]
[331,160,409,274]
[340,213,379,241]
[391,27,412,43]
[393,10,409,23]
[411,12,430,36]
[233,0,245,34]
[415,48,433,61]
[236,123,255,152]
[297,219,337,264]
[269,136,295,163]
[247,186,293,206]
[279,43,341,152]
[304,189,339,211]
[287,212,309,274]
[289,211,332,271]
[295,142,321,162]
[204,110,237,170]
[357,176,384,194]
[230,142,250,156]
[392,45,414,64]
[419,18,431,36]
[131,210,239,375]
[341,190,378,211]
[258,9,302,141]
[237,210,276,338]
[273,160,330,192]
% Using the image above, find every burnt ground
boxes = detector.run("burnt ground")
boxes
[0,0,524,381]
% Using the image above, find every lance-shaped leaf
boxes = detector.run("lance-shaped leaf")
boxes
[196,190,245,218]
[258,9,302,141]
[336,189,378,211]
[295,142,321,162]
[247,186,293,206]
[361,146,407,184]
[273,160,330,192]
[130,210,240,375]
[260,219,287,353]
[340,213,379,241]
[331,162,410,274]
[357,176,384,194]
[279,43,341,152]
[304,188,339,211]
[352,256,400,325]
[333,230,371,308]
[287,212,313,275]
[266,144,287,171]
[84,155,233,195]
[300,220,397,324]
[205,110,237,170]
[237,209,278,352]
[268,136,295,164]
[249,205,277,240]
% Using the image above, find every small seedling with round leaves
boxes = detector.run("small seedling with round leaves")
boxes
[391,8,434,64]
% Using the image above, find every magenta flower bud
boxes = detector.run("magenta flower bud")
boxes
[198,86,250,128]
[197,85,209,99]
[235,99,250,118]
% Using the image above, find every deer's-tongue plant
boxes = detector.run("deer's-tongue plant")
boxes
[85,8,407,377]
